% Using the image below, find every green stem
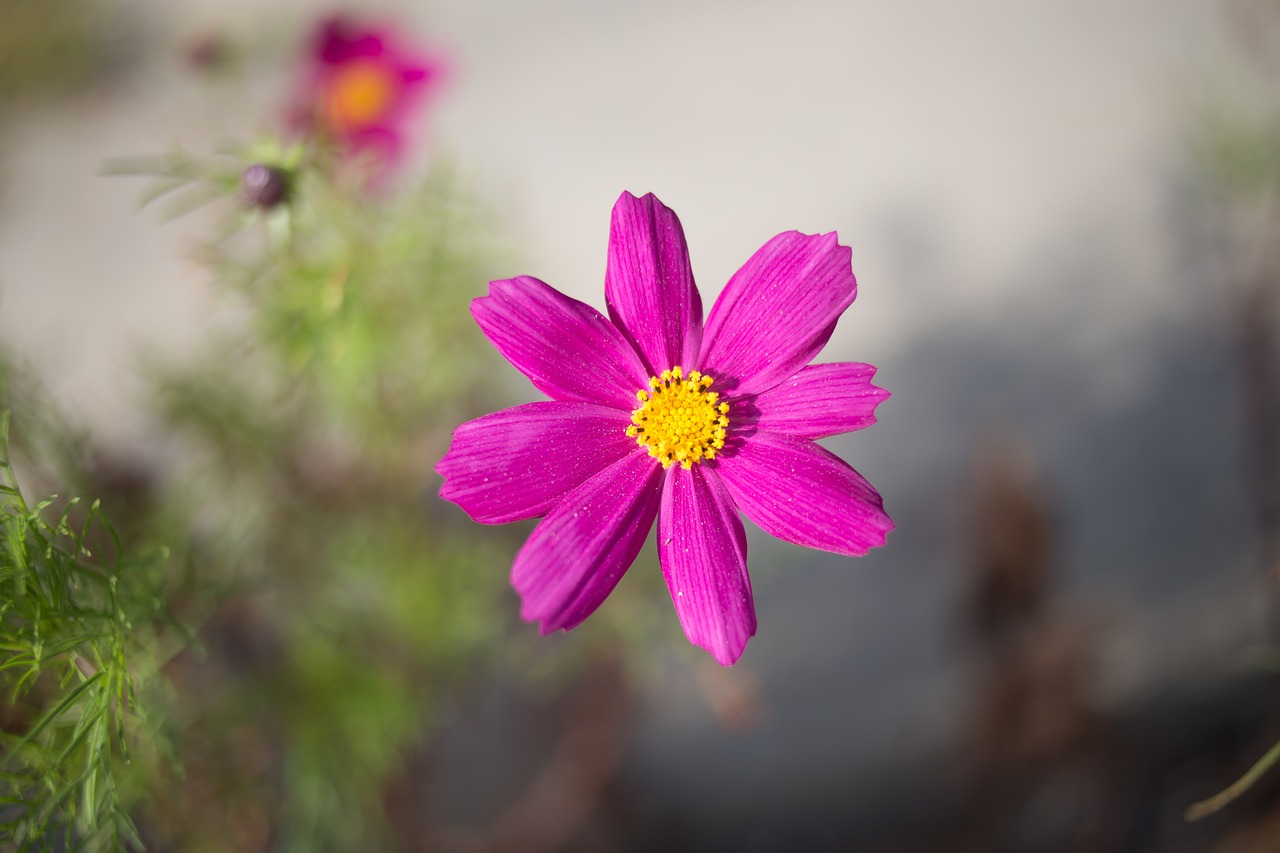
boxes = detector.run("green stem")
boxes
[1185,737,1280,821]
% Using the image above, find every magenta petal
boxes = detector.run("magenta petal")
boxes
[658,467,756,666]
[699,232,857,396]
[315,17,385,63]
[513,451,663,633]
[604,192,703,376]
[473,276,649,409]
[437,402,637,524]
[749,363,889,439]
[716,431,893,557]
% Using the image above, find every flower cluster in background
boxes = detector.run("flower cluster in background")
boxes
[289,15,443,184]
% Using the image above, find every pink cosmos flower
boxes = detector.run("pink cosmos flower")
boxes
[437,192,894,666]
[290,15,443,174]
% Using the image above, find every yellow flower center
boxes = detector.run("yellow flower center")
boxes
[626,367,730,470]
[324,60,396,131]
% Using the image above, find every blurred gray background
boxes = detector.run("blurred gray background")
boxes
[2,1,1277,850]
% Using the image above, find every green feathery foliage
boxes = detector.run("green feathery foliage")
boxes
[0,412,175,851]
[107,142,537,850]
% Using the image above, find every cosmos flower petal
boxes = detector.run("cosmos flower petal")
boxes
[747,363,889,439]
[605,192,703,375]
[658,466,756,666]
[439,192,892,664]
[472,276,650,409]
[513,451,663,633]
[314,16,385,63]
[699,232,856,396]
[437,402,638,524]
[716,431,893,557]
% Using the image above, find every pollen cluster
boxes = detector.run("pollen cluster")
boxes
[627,367,730,469]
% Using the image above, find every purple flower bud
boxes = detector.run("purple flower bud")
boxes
[240,164,290,209]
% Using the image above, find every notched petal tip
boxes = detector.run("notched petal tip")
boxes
[700,230,858,397]
[614,189,675,210]
[533,616,561,636]
[863,510,896,550]
[863,369,892,424]
[467,284,501,323]
[712,646,748,668]
[749,362,889,439]
[847,489,896,554]
[717,431,893,558]
[701,617,757,667]
[475,275,525,305]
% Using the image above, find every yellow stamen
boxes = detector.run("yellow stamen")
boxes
[628,367,730,469]
[324,59,397,131]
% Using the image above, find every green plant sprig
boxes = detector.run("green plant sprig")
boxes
[0,412,175,851]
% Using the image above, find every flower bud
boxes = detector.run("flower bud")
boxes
[240,164,290,209]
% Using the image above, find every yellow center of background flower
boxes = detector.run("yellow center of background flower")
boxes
[627,367,730,470]
[324,60,396,131]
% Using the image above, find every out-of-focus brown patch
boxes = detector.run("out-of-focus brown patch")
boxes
[962,433,1054,648]
[695,659,769,733]
[420,655,631,853]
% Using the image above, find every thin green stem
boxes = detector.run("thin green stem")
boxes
[1185,737,1280,821]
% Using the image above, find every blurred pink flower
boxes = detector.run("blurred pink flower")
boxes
[291,15,443,176]
[437,192,893,666]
